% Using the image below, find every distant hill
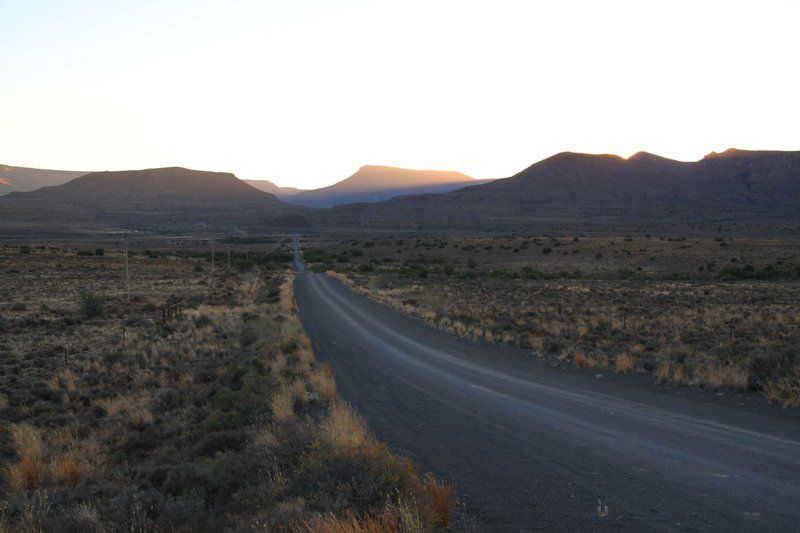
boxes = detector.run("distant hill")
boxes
[0,164,87,195]
[3,167,308,230]
[285,165,489,208]
[243,179,304,197]
[322,149,800,229]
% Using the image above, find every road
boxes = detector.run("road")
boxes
[292,242,800,531]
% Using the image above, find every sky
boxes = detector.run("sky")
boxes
[1,0,798,189]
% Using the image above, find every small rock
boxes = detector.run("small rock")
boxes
[595,374,604,379]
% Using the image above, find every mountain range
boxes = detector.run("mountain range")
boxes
[324,149,800,229]
[2,167,307,231]
[2,148,798,234]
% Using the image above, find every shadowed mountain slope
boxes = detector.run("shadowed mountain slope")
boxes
[2,167,308,230]
[0,164,87,195]
[321,149,800,229]
[286,165,489,207]
[243,179,303,197]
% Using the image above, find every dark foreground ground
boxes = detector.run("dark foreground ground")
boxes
[294,243,800,531]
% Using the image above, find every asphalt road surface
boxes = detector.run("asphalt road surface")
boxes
[293,242,800,531]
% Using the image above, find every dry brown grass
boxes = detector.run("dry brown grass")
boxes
[5,424,44,491]
[55,459,83,486]
[280,272,296,313]
[615,352,635,373]
[96,394,153,426]
[289,379,308,407]
[426,475,455,527]
[296,508,399,533]
[322,402,368,448]
[310,365,338,401]
[762,378,800,407]
[701,364,750,391]
[271,386,296,422]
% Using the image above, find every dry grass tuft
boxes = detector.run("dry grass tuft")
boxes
[574,353,587,368]
[702,364,750,391]
[655,361,671,384]
[615,352,635,373]
[97,394,153,426]
[297,508,398,533]
[6,424,45,490]
[426,475,455,527]
[762,378,800,407]
[56,459,83,486]
[280,273,296,313]
[271,387,296,422]
[322,402,368,448]
[288,379,308,407]
[310,366,338,401]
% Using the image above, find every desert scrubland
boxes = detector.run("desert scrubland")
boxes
[0,242,455,531]
[305,234,800,406]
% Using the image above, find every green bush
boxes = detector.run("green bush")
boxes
[303,249,329,263]
[231,257,257,271]
[78,291,105,318]
[291,441,422,515]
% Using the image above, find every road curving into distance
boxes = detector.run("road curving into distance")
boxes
[292,239,800,531]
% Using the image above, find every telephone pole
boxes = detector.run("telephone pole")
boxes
[227,245,231,270]
[211,239,215,275]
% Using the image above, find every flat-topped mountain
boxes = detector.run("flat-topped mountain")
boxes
[2,167,308,230]
[324,149,800,229]
[12,167,284,207]
[0,163,87,195]
[285,165,489,208]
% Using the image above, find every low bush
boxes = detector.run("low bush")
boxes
[77,291,104,318]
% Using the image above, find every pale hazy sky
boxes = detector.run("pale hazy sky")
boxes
[1,0,798,188]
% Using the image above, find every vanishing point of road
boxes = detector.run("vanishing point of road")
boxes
[292,240,800,531]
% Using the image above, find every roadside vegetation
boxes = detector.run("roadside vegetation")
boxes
[0,244,454,531]
[306,235,800,407]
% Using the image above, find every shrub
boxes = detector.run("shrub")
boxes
[19,245,32,254]
[292,439,422,515]
[203,408,243,432]
[94,248,104,256]
[78,291,104,318]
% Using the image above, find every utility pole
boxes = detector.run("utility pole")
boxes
[124,233,130,300]
[227,245,231,270]
[211,240,215,275]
